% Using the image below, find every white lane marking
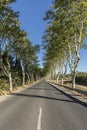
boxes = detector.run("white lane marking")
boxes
[37,107,42,130]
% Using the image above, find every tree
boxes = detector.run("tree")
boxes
[43,0,87,88]
[0,1,20,91]
[0,0,41,92]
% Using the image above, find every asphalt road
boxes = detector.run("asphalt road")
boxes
[0,81,87,130]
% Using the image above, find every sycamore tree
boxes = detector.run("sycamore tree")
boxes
[12,30,31,87]
[0,0,41,92]
[67,1,87,88]
[43,0,87,88]
[0,0,20,91]
[0,0,40,90]
[12,29,40,86]
[43,18,68,85]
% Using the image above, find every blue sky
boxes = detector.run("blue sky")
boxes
[11,0,52,68]
[11,0,87,72]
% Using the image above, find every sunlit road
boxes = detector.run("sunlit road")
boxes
[0,81,87,130]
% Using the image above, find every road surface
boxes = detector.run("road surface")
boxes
[0,81,87,130]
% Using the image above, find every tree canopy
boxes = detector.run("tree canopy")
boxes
[0,0,42,92]
[43,0,87,88]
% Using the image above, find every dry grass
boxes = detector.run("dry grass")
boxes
[49,80,87,99]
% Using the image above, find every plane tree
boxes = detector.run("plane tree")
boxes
[0,0,40,91]
[43,17,68,85]
[0,1,20,91]
[43,0,87,88]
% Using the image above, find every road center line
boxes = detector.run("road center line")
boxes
[37,107,42,130]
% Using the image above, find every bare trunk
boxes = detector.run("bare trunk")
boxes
[20,60,25,87]
[72,74,75,89]
[26,73,30,85]
[57,77,59,84]
[8,72,13,92]
[61,78,64,86]
[68,42,73,74]
[52,71,55,83]
[57,73,60,84]
[61,63,64,86]
[22,70,25,87]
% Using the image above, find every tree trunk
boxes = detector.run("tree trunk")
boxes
[26,73,30,85]
[61,63,64,86]
[57,73,60,84]
[8,72,13,92]
[20,60,25,87]
[57,77,59,84]
[72,75,75,89]
[61,77,64,86]
[22,70,25,87]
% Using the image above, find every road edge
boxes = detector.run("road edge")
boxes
[0,80,41,102]
[47,81,87,107]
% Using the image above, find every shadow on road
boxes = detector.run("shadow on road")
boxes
[9,81,87,107]
[49,83,87,107]
[11,92,76,104]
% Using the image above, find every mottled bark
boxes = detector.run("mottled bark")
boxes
[8,72,13,92]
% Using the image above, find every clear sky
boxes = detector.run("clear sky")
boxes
[11,0,52,68]
[11,0,87,72]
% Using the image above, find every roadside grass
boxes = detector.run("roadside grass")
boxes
[0,79,9,95]
[64,83,87,98]
[0,78,40,96]
[50,80,87,99]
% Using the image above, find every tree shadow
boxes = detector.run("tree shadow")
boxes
[49,83,87,107]
[11,92,76,104]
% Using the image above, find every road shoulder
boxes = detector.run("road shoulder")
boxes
[0,80,41,102]
[47,82,87,107]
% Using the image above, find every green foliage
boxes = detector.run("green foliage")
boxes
[43,0,87,88]
[76,72,87,86]
[11,58,22,87]
[0,0,42,92]
[0,76,9,91]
